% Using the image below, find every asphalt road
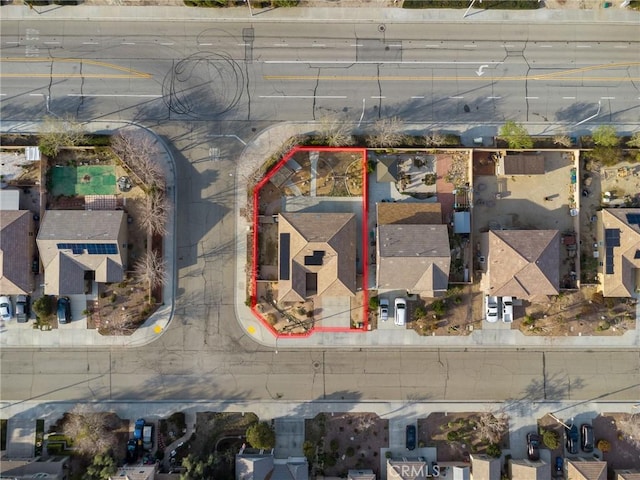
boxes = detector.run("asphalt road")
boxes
[1,18,640,403]
[1,20,639,124]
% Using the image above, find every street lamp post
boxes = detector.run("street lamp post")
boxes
[548,413,571,430]
[245,0,253,17]
[575,101,602,127]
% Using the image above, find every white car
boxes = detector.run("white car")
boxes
[394,298,407,326]
[379,298,389,322]
[485,295,499,323]
[502,296,514,323]
[0,296,12,321]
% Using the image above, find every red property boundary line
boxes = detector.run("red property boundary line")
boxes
[250,146,369,338]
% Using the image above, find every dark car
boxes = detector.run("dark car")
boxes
[57,297,71,324]
[406,425,416,451]
[555,456,563,474]
[526,432,540,461]
[565,424,579,455]
[16,295,30,323]
[581,424,594,453]
[126,439,139,464]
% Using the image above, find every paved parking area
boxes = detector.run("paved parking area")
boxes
[274,418,304,459]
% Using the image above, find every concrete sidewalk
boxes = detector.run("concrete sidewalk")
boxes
[1,3,638,23]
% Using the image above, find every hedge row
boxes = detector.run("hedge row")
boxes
[403,0,541,9]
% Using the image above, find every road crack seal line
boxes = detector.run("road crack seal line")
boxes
[312,69,321,120]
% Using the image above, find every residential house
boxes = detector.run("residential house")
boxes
[566,459,607,480]
[498,153,545,176]
[0,210,35,294]
[376,203,450,298]
[109,465,157,480]
[377,157,398,183]
[0,454,70,480]
[470,454,500,480]
[36,210,127,295]
[436,462,470,480]
[484,229,560,301]
[598,208,640,297]
[348,470,376,480]
[508,459,551,480]
[616,470,640,480]
[277,212,356,303]
[236,452,308,480]
[387,458,429,480]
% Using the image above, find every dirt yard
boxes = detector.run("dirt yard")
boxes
[593,413,640,471]
[305,413,388,477]
[408,286,481,336]
[418,412,509,461]
[520,287,636,336]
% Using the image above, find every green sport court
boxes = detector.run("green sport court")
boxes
[51,165,117,196]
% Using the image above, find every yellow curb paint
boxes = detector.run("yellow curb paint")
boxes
[153,325,163,334]
[247,325,256,335]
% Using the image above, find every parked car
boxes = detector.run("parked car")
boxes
[485,295,499,323]
[394,298,406,326]
[126,438,139,464]
[581,423,594,453]
[0,296,12,321]
[554,456,563,475]
[57,297,71,324]
[406,425,416,451]
[15,295,30,323]
[565,424,579,455]
[502,296,514,323]
[526,432,540,461]
[379,298,389,322]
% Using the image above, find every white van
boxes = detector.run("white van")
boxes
[394,298,406,326]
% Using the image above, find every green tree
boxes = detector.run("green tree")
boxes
[541,429,559,449]
[32,295,53,318]
[626,131,640,148]
[246,422,275,449]
[181,453,217,480]
[592,125,619,147]
[83,453,117,480]
[38,115,86,158]
[499,120,533,149]
[486,443,501,458]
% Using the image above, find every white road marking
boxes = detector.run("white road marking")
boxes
[43,41,60,45]
[539,45,553,48]
[487,96,501,99]
[199,43,212,46]
[82,42,99,45]
[525,96,539,99]
[259,95,347,99]
[351,44,363,47]
[463,44,477,48]
[502,44,515,48]
[450,96,464,99]
[0,94,7,96]
[237,43,249,46]
[29,93,44,96]
[576,45,592,48]
[562,96,576,99]
[600,96,615,100]
[614,45,628,49]
[66,94,162,98]
[312,44,326,47]
[411,96,425,99]
[371,96,386,99]
[273,43,289,47]
[160,42,174,46]
[425,44,439,48]
[121,42,135,45]
[387,44,402,48]
[5,41,19,45]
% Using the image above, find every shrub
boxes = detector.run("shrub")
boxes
[432,299,446,316]
[627,131,640,148]
[32,296,53,318]
[385,451,392,459]
[330,439,339,452]
[109,293,117,303]
[303,441,315,461]
[346,446,355,457]
[596,439,610,452]
[446,431,459,442]
[486,443,501,458]
[246,422,275,449]
[522,315,535,326]
[414,305,427,319]
[499,120,533,149]
[542,429,559,449]
[369,296,380,310]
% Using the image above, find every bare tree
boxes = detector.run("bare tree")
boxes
[553,135,573,148]
[476,411,510,444]
[368,117,406,148]
[424,131,447,147]
[61,405,118,456]
[317,114,354,147]
[134,250,167,304]
[111,130,165,190]
[627,131,640,148]
[617,413,640,449]
[38,115,87,157]
[139,190,169,237]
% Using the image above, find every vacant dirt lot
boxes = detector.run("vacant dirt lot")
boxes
[593,413,640,471]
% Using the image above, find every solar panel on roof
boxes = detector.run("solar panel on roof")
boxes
[279,233,290,280]
[605,228,620,247]
[57,243,118,255]
[626,213,640,226]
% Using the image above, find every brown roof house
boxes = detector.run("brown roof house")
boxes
[598,209,640,297]
[36,210,127,295]
[508,459,551,480]
[485,230,560,301]
[236,453,308,480]
[566,459,607,480]
[0,210,35,294]
[616,470,640,480]
[0,454,70,480]
[277,212,356,303]
[470,454,501,480]
[377,203,450,298]
[348,470,376,480]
